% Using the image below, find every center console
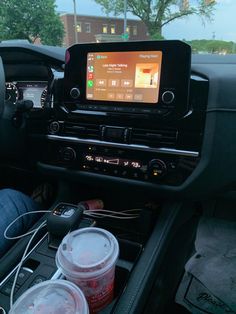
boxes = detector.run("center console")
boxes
[0,199,197,314]
[0,202,156,312]
[28,40,208,189]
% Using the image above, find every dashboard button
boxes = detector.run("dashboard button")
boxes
[161,91,175,104]
[82,165,90,170]
[70,87,80,99]
[141,109,151,113]
[60,147,76,161]
[113,169,119,175]
[16,268,32,285]
[167,162,177,170]
[1,281,19,296]
[153,109,169,115]
[149,159,167,178]
[30,276,47,287]
[49,121,60,134]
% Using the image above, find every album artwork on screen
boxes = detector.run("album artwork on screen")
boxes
[86,51,162,104]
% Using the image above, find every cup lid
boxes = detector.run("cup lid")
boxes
[9,279,89,314]
[56,227,119,277]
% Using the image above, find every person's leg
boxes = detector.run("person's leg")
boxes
[0,188,42,258]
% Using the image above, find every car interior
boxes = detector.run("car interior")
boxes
[0,39,236,313]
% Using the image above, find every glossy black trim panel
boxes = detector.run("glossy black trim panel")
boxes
[46,134,199,157]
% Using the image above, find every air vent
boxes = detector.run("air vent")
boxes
[131,128,177,148]
[63,122,100,140]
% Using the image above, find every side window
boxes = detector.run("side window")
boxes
[133,26,137,36]
[85,23,91,33]
[111,25,116,34]
[102,24,108,34]
[76,22,82,32]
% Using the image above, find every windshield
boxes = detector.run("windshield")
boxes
[0,0,234,54]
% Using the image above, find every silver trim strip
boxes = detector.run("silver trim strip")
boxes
[21,267,34,273]
[46,134,199,157]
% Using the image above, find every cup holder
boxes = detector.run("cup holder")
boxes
[98,266,130,313]
[118,238,142,263]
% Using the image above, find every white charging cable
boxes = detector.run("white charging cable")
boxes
[0,306,6,314]
[83,208,141,219]
[4,210,51,240]
[1,210,50,311]
[9,219,47,308]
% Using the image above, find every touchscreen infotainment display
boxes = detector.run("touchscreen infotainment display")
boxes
[86,51,162,104]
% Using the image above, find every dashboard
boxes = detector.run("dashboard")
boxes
[1,42,236,198]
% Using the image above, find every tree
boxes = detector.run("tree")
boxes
[186,39,236,54]
[0,0,64,46]
[94,0,216,38]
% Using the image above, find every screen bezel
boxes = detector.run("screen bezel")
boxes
[63,40,191,117]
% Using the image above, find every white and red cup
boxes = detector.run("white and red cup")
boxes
[9,279,89,314]
[56,227,119,313]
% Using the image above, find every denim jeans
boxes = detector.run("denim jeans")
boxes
[0,189,41,258]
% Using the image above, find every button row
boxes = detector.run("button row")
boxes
[82,164,148,180]
[0,270,47,297]
[76,105,170,115]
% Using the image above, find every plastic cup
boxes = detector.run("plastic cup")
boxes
[56,227,119,313]
[9,279,89,314]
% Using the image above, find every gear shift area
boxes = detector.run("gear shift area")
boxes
[46,203,84,249]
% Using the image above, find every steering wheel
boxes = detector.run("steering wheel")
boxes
[0,57,5,117]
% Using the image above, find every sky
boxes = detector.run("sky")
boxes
[55,0,236,42]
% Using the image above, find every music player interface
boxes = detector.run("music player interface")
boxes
[86,51,162,104]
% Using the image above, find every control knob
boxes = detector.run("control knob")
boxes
[70,87,81,99]
[149,159,167,178]
[161,91,175,104]
[49,121,60,134]
[60,147,76,162]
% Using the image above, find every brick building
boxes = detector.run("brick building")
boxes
[60,14,149,47]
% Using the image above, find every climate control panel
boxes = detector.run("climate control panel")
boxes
[82,154,170,180]
[43,141,199,186]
